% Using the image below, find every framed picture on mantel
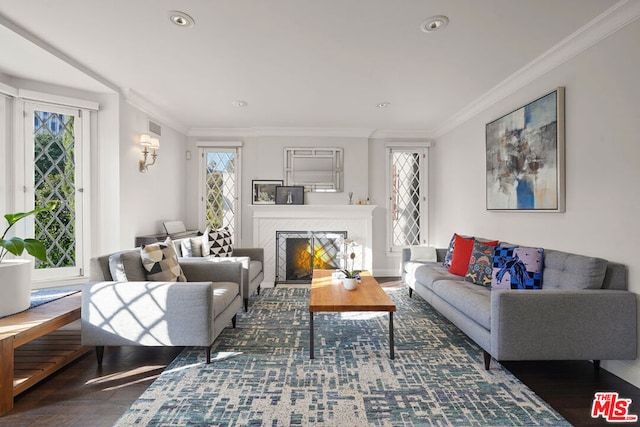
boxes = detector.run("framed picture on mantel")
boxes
[485,87,565,212]
[252,180,283,204]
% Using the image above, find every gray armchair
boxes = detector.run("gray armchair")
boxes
[82,249,243,364]
[173,238,264,312]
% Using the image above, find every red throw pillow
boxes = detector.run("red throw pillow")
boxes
[449,235,498,276]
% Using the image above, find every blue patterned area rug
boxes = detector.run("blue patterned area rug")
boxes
[116,287,569,426]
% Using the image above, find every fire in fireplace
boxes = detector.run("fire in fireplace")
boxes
[276,231,347,283]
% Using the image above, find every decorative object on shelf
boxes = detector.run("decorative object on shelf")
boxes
[139,134,160,172]
[0,205,53,317]
[348,192,353,204]
[486,87,565,212]
[275,186,304,205]
[340,239,361,290]
[252,180,283,204]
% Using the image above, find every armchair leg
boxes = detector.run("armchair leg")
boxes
[232,314,237,328]
[206,346,211,364]
[409,288,413,298]
[257,284,261,295]
[244,298,249,312]
[483,351,491,370]
[96,346,105,366]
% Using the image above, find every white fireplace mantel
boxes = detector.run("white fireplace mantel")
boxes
[251,205,376,286]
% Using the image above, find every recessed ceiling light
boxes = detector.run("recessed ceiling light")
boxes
[232,100,248,107]
[421,15,449,33]
[168,11,195,28]
[377,102,390,109]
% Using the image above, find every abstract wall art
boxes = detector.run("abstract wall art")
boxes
[486,87,565,212]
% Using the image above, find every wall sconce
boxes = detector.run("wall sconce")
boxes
[139,134,159,172]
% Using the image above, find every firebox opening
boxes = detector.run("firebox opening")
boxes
[276,231,347,284]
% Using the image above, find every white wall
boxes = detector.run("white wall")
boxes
[433,19,640,386]
[119,101,188,247]
[186,134,369,248]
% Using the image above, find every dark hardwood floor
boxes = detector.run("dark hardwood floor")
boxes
[3,281,639,426]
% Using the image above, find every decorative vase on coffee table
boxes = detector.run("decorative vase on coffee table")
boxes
[0,259,32,317]
[343,278,357,291]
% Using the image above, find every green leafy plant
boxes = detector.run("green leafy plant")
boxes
[340,239,361,279]
[0,205,53,263]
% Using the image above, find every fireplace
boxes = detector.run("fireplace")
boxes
[276,231,347,283]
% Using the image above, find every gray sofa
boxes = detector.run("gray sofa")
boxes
[172,237,264,312]
[82,248,244,364]
[402,244,637,369]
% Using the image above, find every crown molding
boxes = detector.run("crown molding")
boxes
[369,129,434,140]
[123,89,189,135]
[188,127,376,138]
[433,0,640,138]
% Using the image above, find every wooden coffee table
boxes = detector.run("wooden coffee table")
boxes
[309,269,396,359]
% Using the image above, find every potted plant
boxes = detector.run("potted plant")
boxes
[340,240,361,291]
[0,206,51,317]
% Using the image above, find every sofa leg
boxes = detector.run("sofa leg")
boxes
[257,284,261,295]
[206,346,211,364]
[96,346,104,366]
[593,360,601,371]
[408,288,413,298]
[232,314,237,328]
[483,351,491,370]
[244,298,249,312]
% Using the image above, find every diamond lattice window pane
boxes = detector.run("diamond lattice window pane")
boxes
[205,152,236,239]
[33,111,76,268]
[392,152,421,246]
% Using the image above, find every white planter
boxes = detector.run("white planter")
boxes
[0,260,32,317]
[343,278,357,291]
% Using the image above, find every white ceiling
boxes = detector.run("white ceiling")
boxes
[0,0,626,135]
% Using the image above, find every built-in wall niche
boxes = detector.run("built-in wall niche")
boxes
[284,147,343,192]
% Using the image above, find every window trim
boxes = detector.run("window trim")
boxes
[385,143,430,256]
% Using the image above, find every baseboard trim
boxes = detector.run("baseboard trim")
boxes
[601,359,640,389]
[372,268,401,278]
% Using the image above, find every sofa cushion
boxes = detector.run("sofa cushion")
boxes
[140,238,187,282]
[212,281,239,317]
[209,227,233,257]
[542,249,608,290]
[413,263,460,290]
[431,279,492,330]
[465,241,496,287]
[108,249,148,281]
[492,246,544,290]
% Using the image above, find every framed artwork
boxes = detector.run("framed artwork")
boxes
[252,180,283,204]
[486,87,565,212]
[275,186,304,205]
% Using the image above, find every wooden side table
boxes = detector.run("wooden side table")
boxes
[0,292,90,416]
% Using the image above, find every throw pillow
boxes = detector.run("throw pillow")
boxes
[442,234,457,268]
[448,234,475,276]
[410,246,437,262]
[209,227,233,257]
[464,241,496,287]
[140,238,187,282]
[180,227,210,257]
[491,246,544,290]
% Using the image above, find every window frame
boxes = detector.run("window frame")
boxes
[385,142,430,255]
[16,100,91,281]
[197,142,243,242]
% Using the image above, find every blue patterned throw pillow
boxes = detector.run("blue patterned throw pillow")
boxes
[491,246,544,290]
